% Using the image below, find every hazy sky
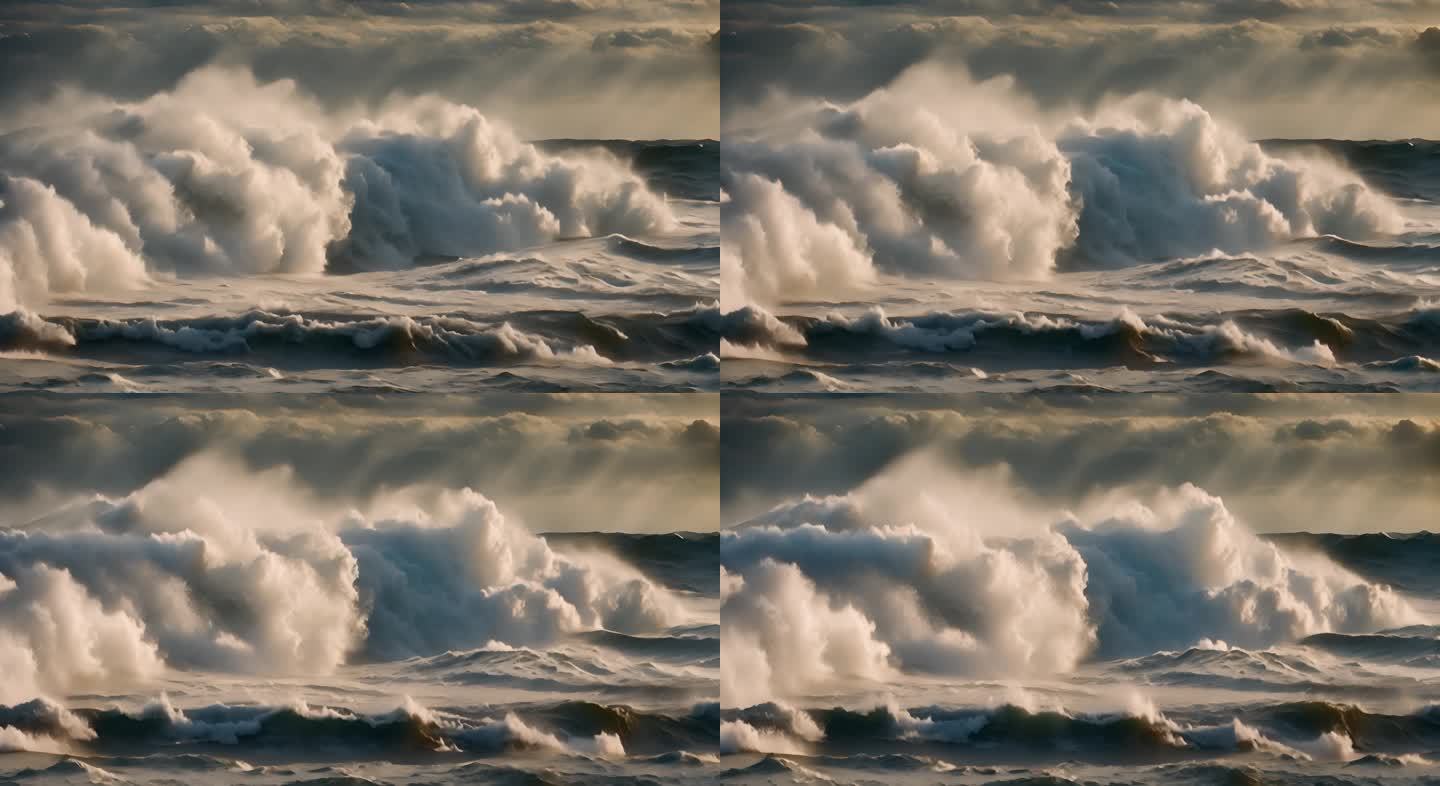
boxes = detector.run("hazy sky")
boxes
[722,393,1440,534]
[722,0,1440,139]
[0,393,719,534]
[0,0,719,139]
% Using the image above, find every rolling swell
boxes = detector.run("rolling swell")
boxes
[402,646,633,694]
[1249,701,1440,753]
[576,630,720,661]
[827,705,1181,752]
[545,531,720,595]
[1269,532,1440,595]
[398,631,718,696]
[1110,645,1421,697]
[527,701,719,756]
[536,139,720,203]
[605,235,720,266]
[1120,647,1323,680]
[1261,140,1440,204]
[1301,631,1440,664]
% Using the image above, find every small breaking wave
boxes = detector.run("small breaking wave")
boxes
[719,303,1440,376]
[724,699,1440,764]
[0,696,718,760]
[0,305,723,371]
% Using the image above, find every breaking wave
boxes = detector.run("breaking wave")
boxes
[720,65,1404,307]
[0,67,676,311]
[722,699,1440,763]
[0,696,718,759]
[0,304,723,370]
[0,454,683,704]
[719,303,1440,372]
[720,465,1419,706]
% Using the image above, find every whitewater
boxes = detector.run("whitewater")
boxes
[719,440,1440,785]
[0,68,720,393]
[720,66,1440,392]
[0,395,723,785]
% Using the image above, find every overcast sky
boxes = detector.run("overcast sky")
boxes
[0,0,718,139]
[723,393,1440,534]
[722,0,1440,139]
[0,393,719,534]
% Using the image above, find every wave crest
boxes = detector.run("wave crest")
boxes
[0,67,674,310]
[720,464,1418,705]
[0,454,681,703]
[720,65,1403,307]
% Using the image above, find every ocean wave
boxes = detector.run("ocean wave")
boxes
[1300,631,1440,664]
[545,531,721,595]
[0,455,684,703]
[718,303,1440,373]
[0,305,722,369]
[721,66,1403,306]
[721,477,1418,706]
[401,644,635,694]
[1364,355,1440,373]
[1102,250,1435,310]
[604,234,720,265]
[1261,139,1440,204]
[1103,643,1415,696]
[397,633,717,695]
[724,699,1440,763]
[417,238,719,305]
[1119,644,1324,681]
[0,67,683,311]
[538,139,719,204]
[1269,531,1440,596]
[0,696,714,759]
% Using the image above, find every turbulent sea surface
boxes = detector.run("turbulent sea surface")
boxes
[0,530,722,786]
[722,138,1440,393]
[720,530,1440,785]
[0,130,719,394]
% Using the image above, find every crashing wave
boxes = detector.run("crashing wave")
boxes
[720,466,1418,706]
[720,66,1402,307]
[0,695,715,759]
[0,454,681,703]
[715,300,1440,375]
[725,698,1440,764]
[0,67,675,311]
